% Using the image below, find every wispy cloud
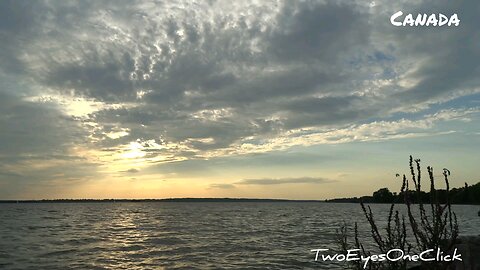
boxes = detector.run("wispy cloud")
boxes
[236,177,334,186]
[121,168,140,173]
[209,184,236,189]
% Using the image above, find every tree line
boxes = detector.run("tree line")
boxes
[327,181,480,204]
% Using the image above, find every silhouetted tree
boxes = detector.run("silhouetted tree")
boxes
[372,188,395,203]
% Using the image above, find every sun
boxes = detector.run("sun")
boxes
[122,142,147,159]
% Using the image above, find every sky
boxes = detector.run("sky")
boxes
[0,0,479,200]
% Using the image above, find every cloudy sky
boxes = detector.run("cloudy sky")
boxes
[1,0,479,200]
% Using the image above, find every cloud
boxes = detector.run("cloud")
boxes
[4,1,477,160]
[122,168,140,173]
[236,177,334,185]
[0,92,84,155]
[209,183,236,189]
[0,90,100,198]
[45,57,136,102]
[0,1,38,74]
[268,1,370,62]
[372,1,480,107]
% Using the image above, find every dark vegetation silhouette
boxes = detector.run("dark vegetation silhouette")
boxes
[328,182,480,205]
[338,156,462,270]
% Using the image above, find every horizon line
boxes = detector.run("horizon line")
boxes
[0,197,327,203]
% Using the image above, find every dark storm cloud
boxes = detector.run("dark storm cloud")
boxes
[236,177,333,185]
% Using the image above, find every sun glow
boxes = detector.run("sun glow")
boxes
[122,142,146,159]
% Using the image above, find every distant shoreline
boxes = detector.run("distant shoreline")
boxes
[1,199,478,205]
[1,193,479,204]
[1,181,478,204]
[325,181,480,205]
[0,198,326,203]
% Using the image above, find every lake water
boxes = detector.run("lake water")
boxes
[0,202,478,269]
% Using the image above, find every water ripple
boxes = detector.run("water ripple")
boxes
[0,202,478,269]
